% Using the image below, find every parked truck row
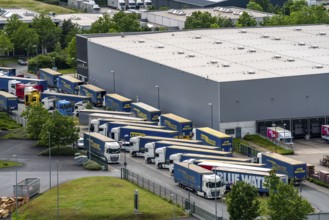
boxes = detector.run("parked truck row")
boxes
[107,0,152,10]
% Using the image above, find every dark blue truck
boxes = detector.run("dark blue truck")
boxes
[257,152,306,183]
[57,75,83,94]
[41,92,91,104]
[160,113,193,137]
[131,102,161,122]
[39,68,62,87]
[194,127,233,152]
[0,67,16,76]
[104,93,132,112]
[0,76,48,92]
[79,84,106,107]
[0,91,18,111]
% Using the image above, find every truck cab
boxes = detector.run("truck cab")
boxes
[155,147,170,169]
[144,142,156,163]
[143,0,152,8]
[267,127,293,145]
[168,153,182,174]
[57,100,74,116]
[127,0,136,9]
[24,88,40,106]
[8,80,21,94]
[118,0,126,9]
[135,0,143,8]
[104,142,121,163]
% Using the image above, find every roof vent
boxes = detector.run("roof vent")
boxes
[273,37,281,41]
[194,36,202,39]
[298,42,305,46]
[237,46,244,50]
[156,44,164,48]
[247,70,255,74]
[138,40,145,43]
[310,44,319,49]
[248,49,256,53]
[287,58,295,62]
[273,55,281,59]
[239,30,247,33]
[294,27,302,31]
[177,50,184,54]
[261,35,269,38]
[319,32,326,36]
[222,63,230,67]
[314,64,323,69]
[187,54,195,58]
[214,40,222,44]
[210,60,218,64]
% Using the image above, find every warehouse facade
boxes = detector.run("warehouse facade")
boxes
[76,25,329,139]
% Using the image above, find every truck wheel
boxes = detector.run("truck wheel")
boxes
[158,163,162,169]
[132,152,137,157]
[146,158,151,164]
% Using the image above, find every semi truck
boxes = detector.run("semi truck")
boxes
[126,0,137,9]
[0,91,18,111]
[142,0,152,8]
[99,121,166,138]
[266,127,293,144]
[79,84,106,107]
[39,68,62,87]
[41,97,74,116]
[168,153,254,174]
[89,113,145,132]
[193,127,233,152]
[41,92,91,104]
[108,0,126,10]
[257,152,306,183]
[135,0,143,8]
[9,80,43,101]
[198,161,270,172]
[0,76,47,92]
[83,132,121,163]
[174,162,225,199]
[154,146,232,169]
[24,88,40,106]
[0,67,16,76]
[131,102,161,122]
[103,93,132,112]
[214,167,288,193]
[130,136,202,158]
[159,113,193,137]
[78,109,136,125]
[321,125,329,143]
[57,75,83,94]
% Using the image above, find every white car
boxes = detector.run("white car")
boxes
[73,138,84,149]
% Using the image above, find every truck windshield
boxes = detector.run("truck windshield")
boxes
[145,148,148,152]
[207,182,222,188]
[107,148,120,154]
[119,2,125,6]
[146,2,152,5]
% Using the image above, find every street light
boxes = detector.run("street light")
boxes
[48,132,51,190]
[111,70,115,93]
[123,134,129,178]
[155,85,160,109]
[222,197,225,220]
[215,172,217,220]
[52,57,55,70]
[283,123,286,144]
[208,103,213,128]
[13,154,18,217]
[56,160,60,220]
[88,121,91,160]
[171,193,175,220]
[187,162,190,212]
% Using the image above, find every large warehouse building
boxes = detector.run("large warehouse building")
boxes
[76,25,329,139]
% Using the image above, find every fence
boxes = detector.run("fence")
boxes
[121,168,227,220]
[259,134,294,152]
[308,213,329,220]
[233,142,259,158]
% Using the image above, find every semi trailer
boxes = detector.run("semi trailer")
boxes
[39,68,62,87]
[79,84,106,107]
[193,127,232,152]
[159,113,193,137]
[104,93,132,112]
[0,91,18,111]
[131,102,161,122]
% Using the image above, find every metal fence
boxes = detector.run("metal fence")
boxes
[307,213,329,220]
[233,143,260,158]
[121,168,227,220]
[259,134,294,152]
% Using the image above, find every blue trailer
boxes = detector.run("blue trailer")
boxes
[214,167,288,193]
[160,113,193,137]
[104,93,132,112]
[194,127,233,152]
[130,136,202,157]
[41,92,91,104]
[0,91,18,111]
[57,75,83,94]
[83,132,121,164]
[257,152,306,183]
[79,84,106,107]
[0,76,47,92]
[0,67,16,76]
[131,102,161,122]
[174,162,225,199]
[39,68,62,87]
[180,153,253,163]
[154,146,233,168]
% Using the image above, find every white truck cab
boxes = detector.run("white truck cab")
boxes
[144,142,156,163]
[104,142,121,163]
[200,174,226,199]
[8,80,21,94]
[136,0,143,8]
[143,0,152,8]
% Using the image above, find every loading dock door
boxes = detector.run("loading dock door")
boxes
[310,118,325,138]
[292,119,307,139]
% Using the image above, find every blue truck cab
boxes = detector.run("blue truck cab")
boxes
[104,93,132,112]
[131,102,161,122]
[56,100,74,116]
[79,84,106,107]
[160,113,193,137]
[39,68,62,87]
[194,127,233,152]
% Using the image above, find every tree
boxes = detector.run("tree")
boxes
[236,12,257,27]
[247,1,263,11]
[89,14,113,33]
[111,11,141,32]
[185,11,218,29]
[227,181,260,220]
[289,0,308,13]
[0,32,14,65]
[4,14,25,38]
[265,170,313,220]
[12,25,39,57]
[249,0,273,12]
[31,14,61,54]
[21,103,50,139]
[39,111,79,148]
[218,16,234,27]
[60,19,81,48]
[66,37,77,67]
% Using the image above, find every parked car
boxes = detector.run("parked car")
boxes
[17,59,28,65]
[73,137,84,149]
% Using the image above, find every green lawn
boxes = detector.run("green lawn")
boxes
[0,57,18,67]
[0,0,75,14]
[0,127,29,139]
[258,196,269,216]
[0,160,22,169]
[15,177,186,220]
[57,68,77,74]
[0,112,22,131]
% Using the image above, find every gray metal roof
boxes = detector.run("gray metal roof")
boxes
[89,25,329,82]
[172,0,223,7]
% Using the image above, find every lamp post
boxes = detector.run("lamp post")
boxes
[215,172,217,220]
[155,85,160,109]
[222,197,225,220]
[283,123,286,144]
[13,154,18,217]
[123,134,129,178]
[111,70,115,93]
[52,57,55,70]
[33,45,38,56]
[187,162,190,212]
[88,121,91,160]
[56,160,60,220]
[48,132,51,189]
[208,103,213,128]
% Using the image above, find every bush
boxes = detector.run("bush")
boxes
[36,0,59,5]
[0,112,22,130]
[308,177,329,188]
[83,160,102,170]
[39,146,80,156]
